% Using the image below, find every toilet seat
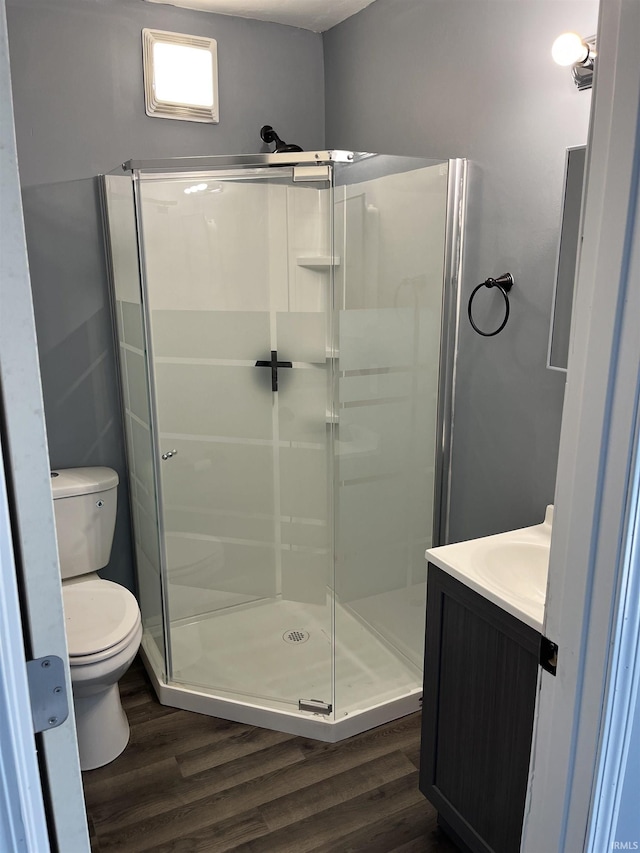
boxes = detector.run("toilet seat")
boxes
[68,615,142,666]
[63,578,141,664]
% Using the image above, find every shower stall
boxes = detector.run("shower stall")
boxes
[101,150,466,741]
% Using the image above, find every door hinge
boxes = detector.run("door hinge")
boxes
[26,656,69,733]
[298,698,332,715]
[540,636,558,676]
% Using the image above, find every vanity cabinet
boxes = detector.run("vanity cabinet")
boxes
[419,564,540,853]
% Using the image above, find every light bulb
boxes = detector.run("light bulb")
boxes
[552,32,589,67]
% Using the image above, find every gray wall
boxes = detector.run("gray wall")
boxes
[7,0,324,590]
[324,0,598,542]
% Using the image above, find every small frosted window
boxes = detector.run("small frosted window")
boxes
[143,29,218,123]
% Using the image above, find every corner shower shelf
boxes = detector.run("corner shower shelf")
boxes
[296,256,341,270]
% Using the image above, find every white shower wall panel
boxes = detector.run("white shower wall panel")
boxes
[286,183,332,313]
[161,439,275,517]
[151,310,271,361]
[139,179,332,316]
[345,165,447,311]
[140,180,283,313]
[276,309,327,363]
[155,363,274,439]
[276,362,327,444]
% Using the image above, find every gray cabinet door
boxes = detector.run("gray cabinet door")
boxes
[420,565,540,853]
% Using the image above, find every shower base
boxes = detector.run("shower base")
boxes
[140,593,423,742]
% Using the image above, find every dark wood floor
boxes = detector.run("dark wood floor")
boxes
[83,658,459,853]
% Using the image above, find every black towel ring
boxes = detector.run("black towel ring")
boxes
[468,273,515,337]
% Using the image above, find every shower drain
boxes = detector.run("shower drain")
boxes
[283,629,310,644]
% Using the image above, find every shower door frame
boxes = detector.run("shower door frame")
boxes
[133,161,339,716]
[105,151,466,741]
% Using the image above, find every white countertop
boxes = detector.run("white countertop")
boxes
[425,506,552,631]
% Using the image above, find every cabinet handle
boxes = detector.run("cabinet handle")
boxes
[161,449,178,461]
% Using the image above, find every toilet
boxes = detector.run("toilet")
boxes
[51,466,142,771]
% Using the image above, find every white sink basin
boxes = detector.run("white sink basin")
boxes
[475,541,549,604]
[426,507,553,630]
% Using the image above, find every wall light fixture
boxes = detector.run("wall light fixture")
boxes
[552,32,597,90]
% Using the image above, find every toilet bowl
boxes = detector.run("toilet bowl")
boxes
[51,467,142,771]
[63,575,142,770]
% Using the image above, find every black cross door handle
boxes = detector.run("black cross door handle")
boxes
[255,350,293,392]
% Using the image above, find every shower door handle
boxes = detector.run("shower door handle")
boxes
[255,351,292,392]
[161,449,178,461]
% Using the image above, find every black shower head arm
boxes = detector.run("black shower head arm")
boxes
[259,125,303,154]
[260,125,285,148]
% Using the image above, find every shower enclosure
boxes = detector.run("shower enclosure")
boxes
[101,150,466,741]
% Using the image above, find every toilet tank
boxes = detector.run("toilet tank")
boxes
[50,467,119,579]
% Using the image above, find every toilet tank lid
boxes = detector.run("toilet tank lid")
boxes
[50,467,119,499]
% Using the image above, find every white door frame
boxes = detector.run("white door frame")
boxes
[523,0,640,850]
[0,0,89,849]
[0,434,50,852]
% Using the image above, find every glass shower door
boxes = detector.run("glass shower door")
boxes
[135,168,335,714]
[332,155,452,715]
